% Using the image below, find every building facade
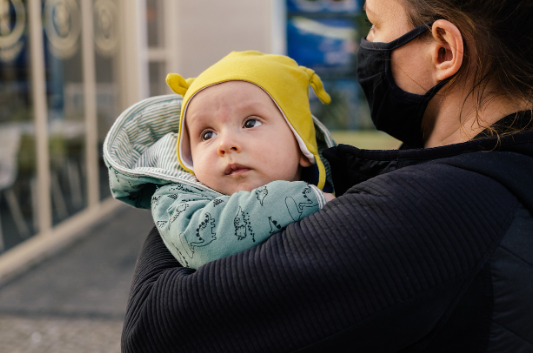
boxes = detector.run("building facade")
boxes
[0,0,282,278]
[0,0,372,281]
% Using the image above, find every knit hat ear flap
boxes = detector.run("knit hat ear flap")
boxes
[166,73,196,96]
[302,67,331,104]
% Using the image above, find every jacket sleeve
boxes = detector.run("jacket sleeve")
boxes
[152,180,325,269]
[123,164,517,353]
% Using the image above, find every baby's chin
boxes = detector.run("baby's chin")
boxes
[222,184,258,195]
[209,180,268,195]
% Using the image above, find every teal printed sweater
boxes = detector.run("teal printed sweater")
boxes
[152,180,325,269]
[103,94,336,267]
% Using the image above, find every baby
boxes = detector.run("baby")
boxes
[152,51,334,269]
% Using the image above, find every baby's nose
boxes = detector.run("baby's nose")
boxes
[217,134,241,156]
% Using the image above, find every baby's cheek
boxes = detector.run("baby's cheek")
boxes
[194,170,212,187]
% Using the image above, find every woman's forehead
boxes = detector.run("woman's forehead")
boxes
[364,0,408,19]
[364,0,413,40]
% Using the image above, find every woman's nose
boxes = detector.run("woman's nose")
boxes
[217,133,241,156]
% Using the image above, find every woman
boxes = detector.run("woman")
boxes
[121,0,533,351]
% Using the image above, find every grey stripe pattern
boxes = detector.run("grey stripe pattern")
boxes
[104,94,201,187]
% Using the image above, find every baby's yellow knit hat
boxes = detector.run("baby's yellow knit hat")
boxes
[166,50,331,190]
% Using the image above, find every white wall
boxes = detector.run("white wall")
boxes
[172,0,272,78]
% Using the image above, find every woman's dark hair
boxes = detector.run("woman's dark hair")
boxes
[405,0,533,134]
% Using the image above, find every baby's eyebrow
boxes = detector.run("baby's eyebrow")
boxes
[186,113,209,128]
[185,118,203,135]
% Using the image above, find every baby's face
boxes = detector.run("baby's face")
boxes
[186,81,311,195]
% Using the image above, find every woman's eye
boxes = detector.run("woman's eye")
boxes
[244,118,262,128]
[201,131,216,141]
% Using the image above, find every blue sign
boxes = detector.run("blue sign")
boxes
[287,0,361,14]
[286,0,368,130]
[287,16,358,75]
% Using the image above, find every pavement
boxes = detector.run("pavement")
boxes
[0,205,154,353]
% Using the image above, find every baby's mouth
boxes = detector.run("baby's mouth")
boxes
[224,163,251,176]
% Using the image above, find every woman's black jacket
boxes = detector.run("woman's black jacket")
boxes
[121,126,533,352]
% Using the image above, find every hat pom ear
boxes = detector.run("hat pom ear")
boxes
[303,67,331,104]
[166,73,195,96]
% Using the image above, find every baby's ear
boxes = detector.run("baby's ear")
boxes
[299,153,313,168]
[166,73,195,96]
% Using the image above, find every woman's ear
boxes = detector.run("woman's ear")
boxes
[431,19,464,81]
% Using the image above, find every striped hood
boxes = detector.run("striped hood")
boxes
[103,94,336,209]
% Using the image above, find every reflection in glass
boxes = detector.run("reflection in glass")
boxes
[93,0,121,200]
[43,0,87,226]
[0,0,36,252]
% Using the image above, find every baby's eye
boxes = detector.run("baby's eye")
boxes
[201,131,216,141]
[244,118,262,129]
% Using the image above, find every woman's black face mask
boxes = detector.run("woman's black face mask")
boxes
[357,22,451,146]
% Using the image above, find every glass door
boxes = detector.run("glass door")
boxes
[0,0,36,251]
[42,0,88,225]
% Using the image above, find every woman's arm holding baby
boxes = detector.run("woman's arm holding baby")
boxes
[124,164,516,353]
[152,180,327,269]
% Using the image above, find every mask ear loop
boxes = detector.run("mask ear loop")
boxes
[166,73,196,96]
[302,67,331,104]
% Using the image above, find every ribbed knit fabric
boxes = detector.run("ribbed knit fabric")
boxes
[121,116,533,352]
[487,204,533,353]
[122,162,518,352]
